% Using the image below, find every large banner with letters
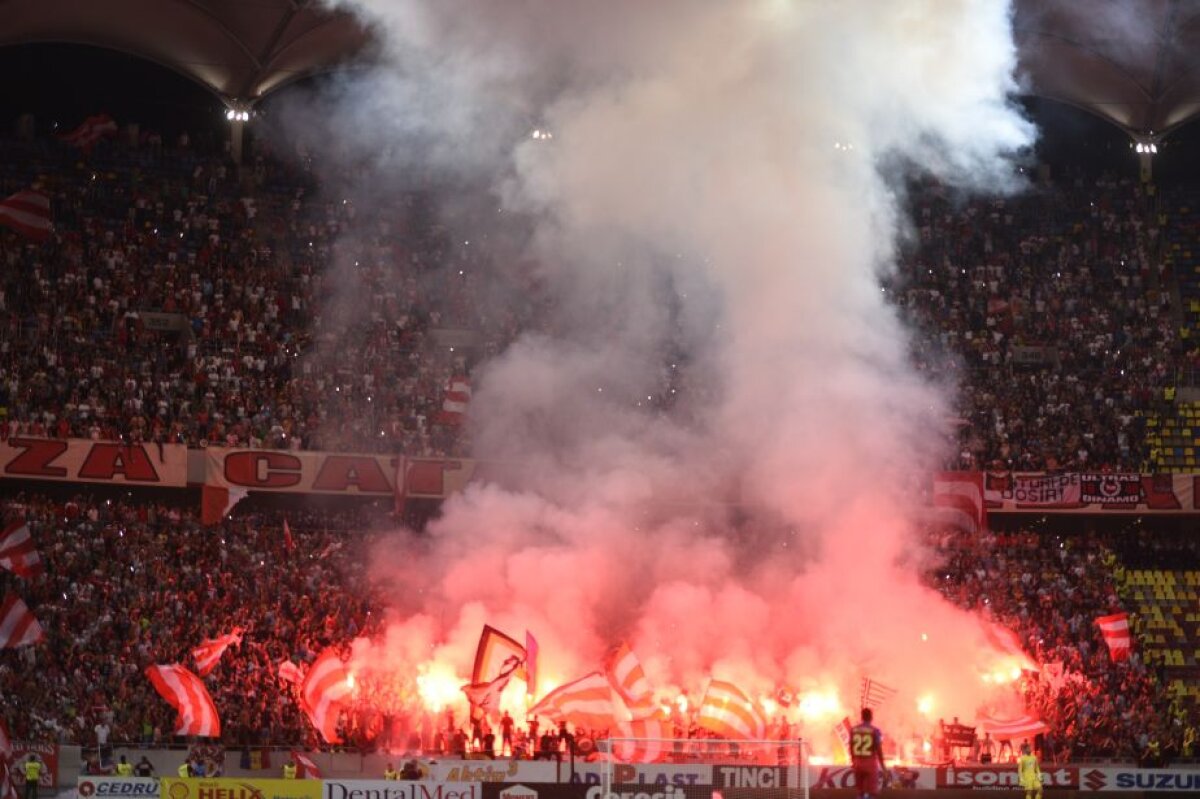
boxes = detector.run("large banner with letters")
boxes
[198,448,476,500]
[76,777,158,797]
[0,438,186,488]
[982,471,1200,514]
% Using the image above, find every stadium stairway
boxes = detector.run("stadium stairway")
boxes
[1148,189,1199,471]
[1145,400,1200,471]
[1118,568,1200,710]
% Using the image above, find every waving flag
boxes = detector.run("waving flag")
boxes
[0,595,43,648]
[979,714,1048,740]
[301,648,354,743]
[283,518,296,553]
[1096,612,1132,661]
[291,751,321,778]
[860,677,898,710]
[530,672,616,729]
[612,710,669,763]
[192,628,244,677]
[698,680,768,740]
[200,484,248,526]
[472,625,527,684]
[60,114,118,149]
[279,660,303,684]
[0,758,15,799]
[0,522,43,578]
[438,375,471,424]
[0,716,16,799]
[605,643,656,719]
[834,716,854,760]
[463,658,521,720]
[145,664,221,737]
[933,472,986,534]
[0,191,52,243]
[982,621,1039,672]
[525,631,539,698]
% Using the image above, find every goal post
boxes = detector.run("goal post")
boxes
[598,738,807,799]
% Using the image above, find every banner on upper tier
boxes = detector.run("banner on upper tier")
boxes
[76,777,158,797]
[196,448,476,499]
[980,471,1200,513]
[162,778,323,799]
[0,438,187,488]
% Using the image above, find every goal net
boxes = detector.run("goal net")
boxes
[598,738,807,799]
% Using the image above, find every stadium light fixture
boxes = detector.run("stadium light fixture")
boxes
[1133,135,1160,156]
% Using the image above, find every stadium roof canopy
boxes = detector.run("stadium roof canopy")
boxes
[0,0,373,105]
[1014,0,1200,137]
[2,0,1200,138]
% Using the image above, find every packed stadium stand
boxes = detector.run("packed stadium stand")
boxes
[1,101,1200,772]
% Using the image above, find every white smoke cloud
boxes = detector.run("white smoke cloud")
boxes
[314,0,1036,747]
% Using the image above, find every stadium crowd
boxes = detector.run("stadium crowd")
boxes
[0,492,386,748]
[0,133,513,457]
[893,172,1172,473]
[0,129,1195,763]
[0,130,1182,472]
[0,484,1191,766]
[933,521,1191,765]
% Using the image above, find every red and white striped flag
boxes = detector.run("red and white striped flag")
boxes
[192,628,244,677]
[605,642,656,719]
[144,664,221,737]
[529,672,616,730]
[438,375,471,425]
[697,680,768,740]
[933,472,986,534]
[291,751,321,778]
[1096,612,1132,661]
[525,630,540,698]
[833,716,854,760]
[0,759,17,799]
[0,595,43,648]
[0,716,11,758]
[612,710,669,763]
[0,191,52,243]
[0,522,42,578]
[279,660,303,684]
[60,114,118,149]
[979,714,1048,740]
[0,717,16,799]
[301,648,354,743]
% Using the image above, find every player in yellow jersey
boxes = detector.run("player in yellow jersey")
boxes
[1017,743,1042,799]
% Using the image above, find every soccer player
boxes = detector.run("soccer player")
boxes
[850,708,887,799]
[1017,742,1042,799]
